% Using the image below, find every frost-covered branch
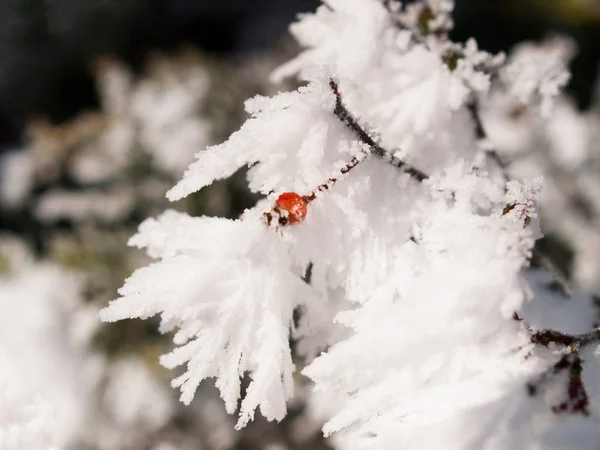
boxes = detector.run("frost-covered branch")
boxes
[328,79,429,182]
[99,1,600,448]
[264,79,428,227]
[531,328,600,350]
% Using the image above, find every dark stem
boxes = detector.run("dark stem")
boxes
[328,79,429,182]
[526,352,589,416]
[467,101,509,180]
[265,79,429,227]
[531,328,600,349]
[302,150,368,202]
[522,312,595,415]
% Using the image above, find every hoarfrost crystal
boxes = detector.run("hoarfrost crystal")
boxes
[101,1,600,449]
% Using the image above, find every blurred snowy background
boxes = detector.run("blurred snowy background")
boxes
[0,0,600,449]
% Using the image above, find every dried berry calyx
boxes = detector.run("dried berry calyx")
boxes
[276,192,309,224]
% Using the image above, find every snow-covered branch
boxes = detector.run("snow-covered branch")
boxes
[531,328,600,350]
[328,78,429,181]
[98,1,600,449]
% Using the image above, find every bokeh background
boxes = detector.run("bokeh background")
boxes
[0,1,600,449]
[0,0,599,144]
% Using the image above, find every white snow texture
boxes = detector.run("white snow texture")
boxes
[101,1,600,449]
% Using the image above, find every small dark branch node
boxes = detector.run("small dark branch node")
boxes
[442,50,464,71]
[502,203,515,216]
[417,6,434,35]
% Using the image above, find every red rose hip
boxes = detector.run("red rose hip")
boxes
[276,192,308,224]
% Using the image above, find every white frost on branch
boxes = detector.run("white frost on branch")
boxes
[303,167,541,448]
[499,36,574,117]
[168,77,368,200]
[100,0,600,448]
[480,38,600,293]
[272,0,503,170]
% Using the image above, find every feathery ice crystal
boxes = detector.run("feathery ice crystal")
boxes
[101,1,600,448]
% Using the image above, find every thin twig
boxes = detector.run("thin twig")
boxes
[264,80,428,227]
[526,352,589,416]
[531,328,600,350]
[328,79,429,182]
[302,149,369,202]
[531,248,573,298]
